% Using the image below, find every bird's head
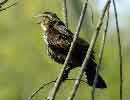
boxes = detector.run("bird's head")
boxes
[35,11,60,31]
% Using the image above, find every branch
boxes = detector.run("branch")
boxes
[26,80,56,100]
[90,6,110,100]
[0,0,17,12]
[47,0,89,99]
[0,1,17,11]
[63,0,68,28]
[0,0,8,5]
[26,79,87,100]
[67,0,111,100]
[90,6,94,25]
[112,0,123,100]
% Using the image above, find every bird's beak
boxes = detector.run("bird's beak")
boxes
[33,14,44,18]
[33,13,43,24]
[34,18,41,24]
[36,21,41,24]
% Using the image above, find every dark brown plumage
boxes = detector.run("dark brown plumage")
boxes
[37,11,107,88]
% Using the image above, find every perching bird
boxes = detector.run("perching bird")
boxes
[36,11,107,88]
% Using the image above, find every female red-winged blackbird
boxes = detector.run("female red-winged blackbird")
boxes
[36,11,107,88]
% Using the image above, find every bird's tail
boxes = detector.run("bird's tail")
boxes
[84,59,107,88]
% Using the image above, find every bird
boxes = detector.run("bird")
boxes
[36,11,107,88]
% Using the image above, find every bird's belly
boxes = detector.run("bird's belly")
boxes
[48,47,83,67]
[48,48,66,64]
[43,34,48,44]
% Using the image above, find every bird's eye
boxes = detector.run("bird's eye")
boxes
[43,17,46,20]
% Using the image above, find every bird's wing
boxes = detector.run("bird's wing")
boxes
[53,21,73,49]
[54,21,73,38]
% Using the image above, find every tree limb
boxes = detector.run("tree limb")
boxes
[90,6,110,100]
[67,0,111,100]
[63,0,68,28]
[112,0,123,100]
[0,0,17,12]
[26,79,87,100]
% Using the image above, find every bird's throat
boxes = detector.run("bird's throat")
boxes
[41,23,47,31]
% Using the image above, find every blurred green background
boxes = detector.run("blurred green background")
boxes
[0,0,129,100]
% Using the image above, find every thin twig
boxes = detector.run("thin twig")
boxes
[63,0,68,28]
[0,0,8,5]
[26,80,56,100]
[90,6,110,100]
[112,0,123,100]
[26,79,87,100]
[0,0,17,12]
[66,78,87,84]
[68,0,111,100]
[89,5,94,25]
[47,0,89,100]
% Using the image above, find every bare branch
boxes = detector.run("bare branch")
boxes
[67,0,111,100]
[0,1,17,11]
[63,0,68,28]
[47,1,89,99]
[0,0,8,5]
[90,6,110,100]
[26,79,87,100]
[112,0,123,100]
[90,6,94,25]
[26,80,56,100]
